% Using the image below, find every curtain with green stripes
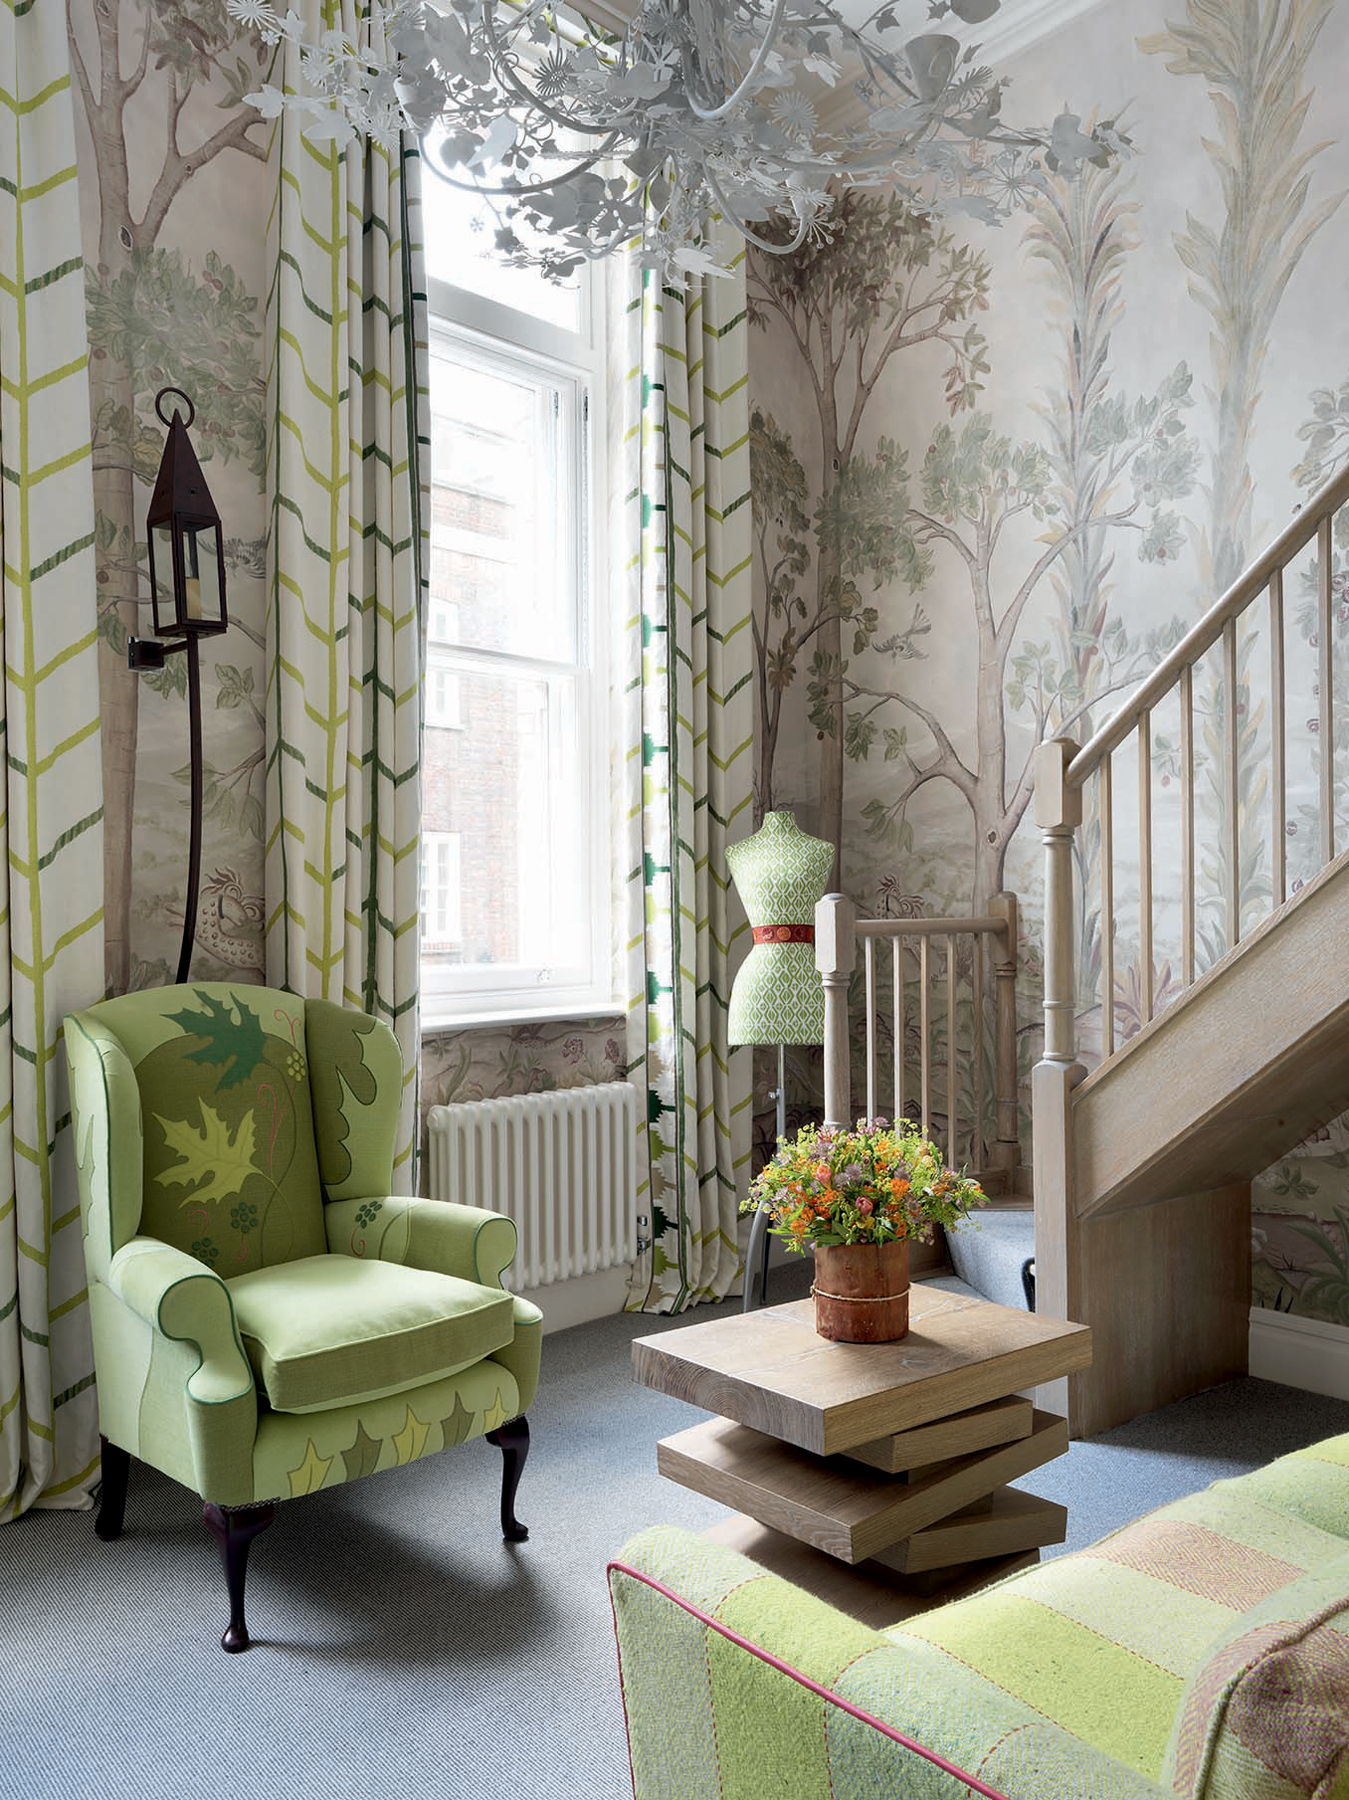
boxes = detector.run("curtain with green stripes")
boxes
[264,0,428,1180]
[620,234,754,1313]
[0,0,105,1519]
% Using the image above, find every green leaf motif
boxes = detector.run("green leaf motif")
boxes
[168,988,267,1088]
[444,1391,476,1448]
[342,1421,383,1482]
[156,1101,261,1208]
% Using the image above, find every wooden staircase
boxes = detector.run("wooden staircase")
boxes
[816,458,1349,1441]
[1035,459,1349,1438]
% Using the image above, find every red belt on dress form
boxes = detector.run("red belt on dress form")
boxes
[751,924,815,945]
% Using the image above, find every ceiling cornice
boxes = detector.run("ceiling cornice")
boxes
[958,0,1113,66]
[816,0,1114,134]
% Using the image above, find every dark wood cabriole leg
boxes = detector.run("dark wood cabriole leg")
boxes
[203,1500,277,1652]
[95,1437,130,1542]
[485,1416,530,1543]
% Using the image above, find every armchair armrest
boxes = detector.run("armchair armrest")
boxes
[325,1196,517,1289]
[326,1197,544,1417]
[105,1238,258,1504]
[108,1238,254,1406]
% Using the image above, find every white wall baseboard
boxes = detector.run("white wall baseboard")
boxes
[1248,1306,1349,1401]
[517,1264,634,1336]
[515,1235,802,1336]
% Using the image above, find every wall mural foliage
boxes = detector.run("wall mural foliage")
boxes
[69,0,271,994]
[68,0,607,1164]
[747,0,1349,1326]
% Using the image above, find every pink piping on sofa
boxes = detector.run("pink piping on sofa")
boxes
[607,1560,1013,1800]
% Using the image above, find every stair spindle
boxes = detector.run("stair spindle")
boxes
[1319,514,1335,866]
[973,933,985,1170]
[920,935,931,1138]
[946,934,957,1162]
[865,933,877,1122]
[1270,570,1286,908]
[1138,714,1153,1027]
[892,938,904,1129]
[1100,755,1114,1058]
[1181,663,1195,987]
[1223,615,1240,951]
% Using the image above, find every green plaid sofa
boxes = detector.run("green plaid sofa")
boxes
[610,1434,1349,1800]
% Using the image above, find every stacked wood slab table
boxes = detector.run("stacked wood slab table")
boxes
[633,1283,1092,1630]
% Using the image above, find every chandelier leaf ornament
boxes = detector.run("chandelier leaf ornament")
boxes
[225,0,1129,280]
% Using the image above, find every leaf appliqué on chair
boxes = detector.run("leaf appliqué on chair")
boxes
[342,1422,383,1483]
[392,1404,429,1466]
[167,989,268,1089]
[288,1438,334,1497]
[156,1101,262,1208]
[444,1390,476,1447]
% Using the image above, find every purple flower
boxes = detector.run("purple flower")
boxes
[842,1163,865,1185]
[605,1038,622,1065]
[563,1036,583,1064]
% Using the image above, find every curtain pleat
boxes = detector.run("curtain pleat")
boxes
[264,1,428,1178]
[620,231,754,1312]
[0,0,105,1519]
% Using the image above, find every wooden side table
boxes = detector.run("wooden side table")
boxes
[633,1284,1092,1629]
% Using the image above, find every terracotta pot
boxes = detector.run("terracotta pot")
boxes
[812,1239,911,1343]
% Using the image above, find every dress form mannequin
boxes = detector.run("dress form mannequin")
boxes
[726,811,833,1309]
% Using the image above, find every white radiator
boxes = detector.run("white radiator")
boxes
[425,1083,640,1288]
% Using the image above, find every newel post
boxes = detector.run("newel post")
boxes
[1032,738,1087,1383]
[1035,738,1082,1067]
[815,894,855,1129]
[988,891,1021,1175]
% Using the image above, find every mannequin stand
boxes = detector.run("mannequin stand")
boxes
[743,1045,786,1313]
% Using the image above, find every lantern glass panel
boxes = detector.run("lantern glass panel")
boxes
[149,522,177,636]
[181,522,223,628]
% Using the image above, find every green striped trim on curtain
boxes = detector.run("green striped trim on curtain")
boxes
[620,231,754,1313]
[0,0,105,1520]
[264,0,425,1177]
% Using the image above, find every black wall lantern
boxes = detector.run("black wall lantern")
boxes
[128,388,231,985]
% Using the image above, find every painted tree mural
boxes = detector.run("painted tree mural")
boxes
[750,172,1198,910]
[747,191,993,867]
[1142,0,1344,963]
[68,0,269,990]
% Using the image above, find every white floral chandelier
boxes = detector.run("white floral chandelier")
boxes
[226,0,1125,280]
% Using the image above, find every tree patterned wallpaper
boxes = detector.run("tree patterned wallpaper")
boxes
[66,0,625,1169]
[66,1,1349,1328]
[747,0,1349,1328]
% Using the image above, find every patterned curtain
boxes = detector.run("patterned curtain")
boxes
[0,0,105,1518]
[263,1,428,1180]
[620,233,755,1313]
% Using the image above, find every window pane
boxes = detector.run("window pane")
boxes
[421,147,582,334]
[421,666,585,979]
[429,334,577,664]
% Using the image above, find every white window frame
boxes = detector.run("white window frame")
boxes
[421,226,614,1028]
[420,831,464,950]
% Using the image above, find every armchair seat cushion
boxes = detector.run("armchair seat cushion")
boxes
[225,1254,515,1414]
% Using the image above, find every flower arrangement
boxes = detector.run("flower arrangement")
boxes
[743,1118,986,1253]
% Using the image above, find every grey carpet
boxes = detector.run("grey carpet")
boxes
[4,1268,1348,1800]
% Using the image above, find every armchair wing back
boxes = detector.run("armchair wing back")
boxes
[68,983,331,1277]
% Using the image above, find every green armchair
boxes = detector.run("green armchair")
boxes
[65,982,542,1651]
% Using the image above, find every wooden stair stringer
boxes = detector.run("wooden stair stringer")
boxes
[1071,848,1349,1223]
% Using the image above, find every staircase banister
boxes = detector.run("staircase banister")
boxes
[1067,459,1349,788]
[853,914,1009,940]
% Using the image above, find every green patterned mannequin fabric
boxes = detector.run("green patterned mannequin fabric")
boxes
[727,813,832,1046]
